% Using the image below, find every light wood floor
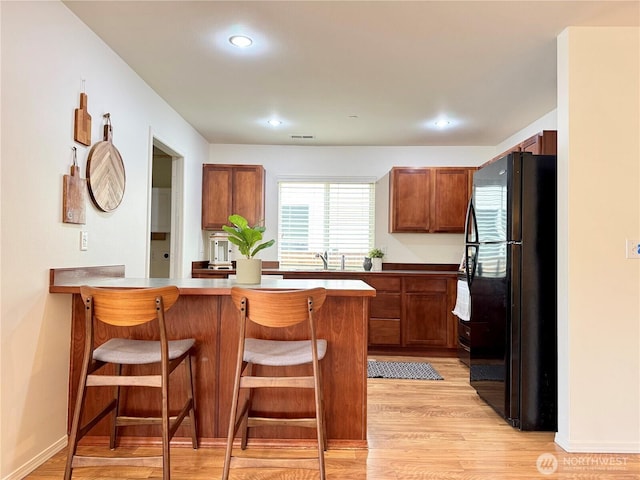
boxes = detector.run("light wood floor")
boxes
[27,356,639,479]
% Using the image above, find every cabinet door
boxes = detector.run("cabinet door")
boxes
[202,165,232,230]
[403,278,449,347]
[232,165,265,227]
[431,168,472,233]
[389,167,432,232]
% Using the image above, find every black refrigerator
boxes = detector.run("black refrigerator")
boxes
[464,152,557,431]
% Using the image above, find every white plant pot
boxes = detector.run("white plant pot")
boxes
[371,258,383,272]
[235,258,262,284]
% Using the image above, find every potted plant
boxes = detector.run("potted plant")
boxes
[368,248,384,272]
[222,214,275,284]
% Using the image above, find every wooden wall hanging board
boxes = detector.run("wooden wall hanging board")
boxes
[74,93,92,146]
[62,165,87,224]
[86,116,126,212]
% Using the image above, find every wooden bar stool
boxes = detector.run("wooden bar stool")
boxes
[223,287,328,480]
[64,285,198,480]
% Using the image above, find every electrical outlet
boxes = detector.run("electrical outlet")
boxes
[626,239,640,259]
[80,231,88,251]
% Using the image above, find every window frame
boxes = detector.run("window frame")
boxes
[277,177,376,271]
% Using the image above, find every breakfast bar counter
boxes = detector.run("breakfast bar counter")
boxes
[50,266,375,448]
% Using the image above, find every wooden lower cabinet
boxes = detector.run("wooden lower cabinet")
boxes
[366,274,458,353]
[403,277,451,347]
[365,275,402,346]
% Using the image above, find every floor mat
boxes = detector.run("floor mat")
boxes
[367,360,443,380]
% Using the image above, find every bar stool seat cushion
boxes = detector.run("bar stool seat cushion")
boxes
[94,338,196,365]
[244,338,327,367]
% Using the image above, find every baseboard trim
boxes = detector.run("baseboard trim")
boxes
[3,436,67,480]
[555,433,640,454]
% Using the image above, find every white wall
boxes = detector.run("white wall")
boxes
[208,145,494,265]
[556,27,640,453]
[0,2,209,478]
[494,109,558,154]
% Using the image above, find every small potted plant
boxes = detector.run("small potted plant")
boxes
[222,214,275,284]
[368,248,384,272]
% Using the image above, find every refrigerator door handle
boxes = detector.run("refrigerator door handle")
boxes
[464,199,478,244]
[465,244,478,287]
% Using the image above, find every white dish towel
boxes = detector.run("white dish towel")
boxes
[452,279,471,321]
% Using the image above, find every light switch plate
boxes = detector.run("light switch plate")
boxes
[80,231,88,251]
[626,239,640,259]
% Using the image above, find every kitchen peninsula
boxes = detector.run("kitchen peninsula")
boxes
[50,266,375,448]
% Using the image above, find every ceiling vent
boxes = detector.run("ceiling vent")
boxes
[290,134,315,140]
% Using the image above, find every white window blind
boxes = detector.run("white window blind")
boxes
[278,180,375,270]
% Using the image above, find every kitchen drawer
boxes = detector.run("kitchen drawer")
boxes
[370,292,401,318]
[369,318,401,345]
[363,275,401,291]
[404,277,448,293]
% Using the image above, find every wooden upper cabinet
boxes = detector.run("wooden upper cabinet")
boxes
[486,130,557,166]
[520,130,557,155]
[389,167,432,232]
[202,164,265,230]
[431,168,473,233]
[389,167,475,233]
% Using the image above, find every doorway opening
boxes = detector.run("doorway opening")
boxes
[149,139,184,278]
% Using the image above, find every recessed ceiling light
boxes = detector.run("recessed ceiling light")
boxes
[229,35,253,48]
[267,119,282,126]
[434,120,451,128]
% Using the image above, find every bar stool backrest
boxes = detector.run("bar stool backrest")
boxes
[80,286,180,327]
[230,287,326,328]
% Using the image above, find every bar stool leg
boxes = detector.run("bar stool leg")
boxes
[109,363,122,450]
[64,359,90,480]
[185,352,198,449]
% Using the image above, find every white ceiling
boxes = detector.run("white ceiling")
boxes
[63,1,639,147]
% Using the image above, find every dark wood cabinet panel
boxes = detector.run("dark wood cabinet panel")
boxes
[520,130,557,155]
[404,277,448,293]
[404,291,449,346]
[370,292,401,318]
[369,318,401,345]
[202,165,231,230]
[389,167,432,232]
[389,166,475,233]
[431,168,472,233]
[201,164,265,230]
[403,277,451,347]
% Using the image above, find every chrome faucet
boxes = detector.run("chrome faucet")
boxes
[315,251,329,270]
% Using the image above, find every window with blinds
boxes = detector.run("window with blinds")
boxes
[278,180,375,270]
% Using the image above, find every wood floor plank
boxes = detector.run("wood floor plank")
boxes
[26,356,639,479]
